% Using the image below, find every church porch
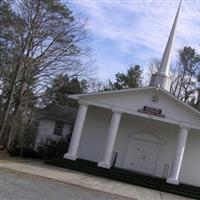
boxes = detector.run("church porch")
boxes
[64,104,197,186]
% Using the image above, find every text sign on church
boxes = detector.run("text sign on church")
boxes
[138,106,166,118]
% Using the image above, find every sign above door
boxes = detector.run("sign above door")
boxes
[138,106,166,118]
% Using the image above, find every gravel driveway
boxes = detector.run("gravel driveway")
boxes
[0,169,133,200]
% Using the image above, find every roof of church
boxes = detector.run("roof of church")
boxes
[69,86,200,118]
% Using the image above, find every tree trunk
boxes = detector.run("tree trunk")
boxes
[0,64,22,142]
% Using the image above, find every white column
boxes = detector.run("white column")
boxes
[64,101,89,160]
[98,109,122,169]
[167,123,190,185]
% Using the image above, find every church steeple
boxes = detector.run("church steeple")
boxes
[150,0,182,91]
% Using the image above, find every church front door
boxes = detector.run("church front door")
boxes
[123,138,160,175]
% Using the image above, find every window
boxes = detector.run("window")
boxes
[53,121,64,136]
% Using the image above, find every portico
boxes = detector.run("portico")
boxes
[63,88,199,185]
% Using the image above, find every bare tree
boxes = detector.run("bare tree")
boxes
[0,0,91,148]
[170,47,200,102]
[145,58,161,85]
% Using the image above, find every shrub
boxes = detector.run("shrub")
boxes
[8,147,41,158]
[37,135,71,160]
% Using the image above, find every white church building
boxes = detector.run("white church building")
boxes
[63,1,200,187]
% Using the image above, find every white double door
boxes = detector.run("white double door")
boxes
[124,138,160,175]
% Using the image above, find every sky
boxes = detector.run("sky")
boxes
[66,0,200,81]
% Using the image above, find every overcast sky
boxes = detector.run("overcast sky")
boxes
[67,0,200,81]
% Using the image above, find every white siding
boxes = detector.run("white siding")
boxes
[78,107,112,162]
[180,131,200,186]
[34,119,71,150]
[77,106,200,186]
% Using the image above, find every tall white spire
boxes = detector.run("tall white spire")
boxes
[150,0,182,91]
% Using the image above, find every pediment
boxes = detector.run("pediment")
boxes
[70,87,200,128]
[129,132,166,145]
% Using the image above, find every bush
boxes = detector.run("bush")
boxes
[8,135,71,160]
[8,147,41,158]
[37,136,70,160]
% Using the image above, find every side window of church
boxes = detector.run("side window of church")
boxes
[53,121,64,136]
